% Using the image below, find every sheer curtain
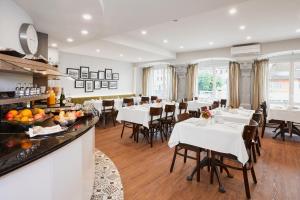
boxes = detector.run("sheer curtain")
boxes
[170,65,178,101]
[147,64,173,101]
[142,67,151,96]
[252,59,269,110]
[229,61,240,108]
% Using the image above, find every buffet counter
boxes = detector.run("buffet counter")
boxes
[0,115,98,200]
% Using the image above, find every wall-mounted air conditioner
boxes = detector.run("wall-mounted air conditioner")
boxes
[231,43,261,57]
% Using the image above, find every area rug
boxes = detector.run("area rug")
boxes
[91,149,124,200]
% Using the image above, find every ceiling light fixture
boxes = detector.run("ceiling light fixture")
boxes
[51,43,57,47]
[67,38,74,42]
[138,57,142,60]
[120,54,124,57]
[81,30,89,35]
[246,36,252,40]
[209,41,214,45]
[163,39,168,43]
[96,49,100,53]
[229,8,237,15]
[82,14,92,20]
[296,29,300,33]
[239,25,246,30]
[180,46,184,49]
[141,30,147,35]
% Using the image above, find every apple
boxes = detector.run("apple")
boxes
[34,114,43,120]
[5,113,13,120]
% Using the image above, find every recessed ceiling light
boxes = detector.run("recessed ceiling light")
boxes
[246,36,252,40]
[120,54,124,57]
[81,30,89,35]
[138,57,142,60]
[96,49,100,53]
[66,38,74,42]
[180,46,184,49]
[229,8,237,15]
[239,25,246,30]
[209,41,214,45]
[82,14,92,20]
[296,29,300,33]
[51,43,57,47]
[163,39,168,43]
[141,30,147,35]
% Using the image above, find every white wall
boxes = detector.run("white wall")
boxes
[0,0,33,91]
[0,0,33,53]
[53,52,134,97]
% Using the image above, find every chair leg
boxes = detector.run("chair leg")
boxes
[207,151,210,172]
[150,131,153,147]
[242,167,251,199]
[112,114,116,126]
[196,150,201,182]
[220,156,224,173]
[255,142,261,156]
[170,146,178,173]
[121,122,125,138]
[183,149,188,163]
[261,124,265,138]
[252,144,257,163]
[250,167,257,184]
[160,126,164,143]
[257,136,261,147]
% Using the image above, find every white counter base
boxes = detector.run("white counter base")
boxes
[0,127,95,200]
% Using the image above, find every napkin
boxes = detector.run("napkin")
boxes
[26,125,65,138]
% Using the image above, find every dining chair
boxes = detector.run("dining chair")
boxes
[144,107,163,147]
[220,99,227,107]
[120,99,135,139]
[178,102,188,114]
[211,122,258,199]
[251,113,262,162]
[197,106,208,118]
[161,104,176,139]
[194,97,198,100]
[141,96,150,104]
[181,98,188,102]
[170,113,203,182]
[150,96,158,103]
[101,100,116,127]
[211,101,220,109]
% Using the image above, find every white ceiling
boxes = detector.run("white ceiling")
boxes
[13,0,300,63]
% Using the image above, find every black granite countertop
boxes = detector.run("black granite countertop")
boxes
[0,115,98,177]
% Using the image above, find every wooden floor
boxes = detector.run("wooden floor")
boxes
[95,123,300,200]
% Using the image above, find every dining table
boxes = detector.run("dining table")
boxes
[187,100,212,111]
[168,108,254,193]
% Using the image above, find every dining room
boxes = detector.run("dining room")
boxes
[1,0,300,200]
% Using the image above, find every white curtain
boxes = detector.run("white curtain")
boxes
[147,64,173,101]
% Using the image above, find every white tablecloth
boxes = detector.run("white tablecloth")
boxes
[116,103,179,128]
[268,105,300,123]
[168,118,248,165]
[187,101,211,111]
[213,108,254,124]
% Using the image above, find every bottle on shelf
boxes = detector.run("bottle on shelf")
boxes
[36,84,41,95]
[19,83,25,97]
[29,83,35,96]
[60,88,66,107]
[24,83,31,96]
[15,83,21,97]
[47,87,56,106]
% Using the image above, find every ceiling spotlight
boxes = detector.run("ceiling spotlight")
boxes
[82,14,92,20]
[138,57,142,60]
[141,30,147,35]
[163,39,168,43]
[229,8,237,15]
[120,54,124,57]
[67,38,74,42]
[246,36,252,40]
[239,25,246,30]
[51,43,57,47]
[180,46,184,49]
[209,41,214,45]
[296,29,300,33]
[81,30,89,35]
[96,49,100,53]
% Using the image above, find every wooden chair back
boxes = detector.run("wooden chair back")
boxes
[164,104,176,119]
[220,99,227,107]
[123,98,134,106]
[181,98,188,103]
[179,102,188,114]
[242,123,257,151]
[141,96,149,104]
[251,113,261,124]
[102,100,115,111]
[149,107,163,122]
[177,113,190,122]
[211,101,220,109]
[194,97,198,100]
[150,96,158,102]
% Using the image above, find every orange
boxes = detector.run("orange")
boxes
[8,110,18,117]
[20,116,29,122]
[20,109,32,117]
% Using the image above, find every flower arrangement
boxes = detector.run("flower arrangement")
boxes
[201,110,212,119]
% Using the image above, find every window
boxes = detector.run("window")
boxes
[268,60,300,105]
[197,65,228,101]
[148,65,172,100]
[268,63,290,104]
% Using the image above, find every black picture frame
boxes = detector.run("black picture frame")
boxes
[94,80,101,90]
[98,71,105,80]
[89,71,98,79]
[105,68,112,80]
[74,80,84,88]
[109,81,118,89]
[101,81,108,88]
[85,80,93,92]
[112,73,119,80]
[66,68,79,79]
[80,66,89,79]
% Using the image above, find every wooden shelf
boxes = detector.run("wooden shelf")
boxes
[0,94,49,106]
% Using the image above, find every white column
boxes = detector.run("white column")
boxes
[239,61,252,109]
[175,65,188,101]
